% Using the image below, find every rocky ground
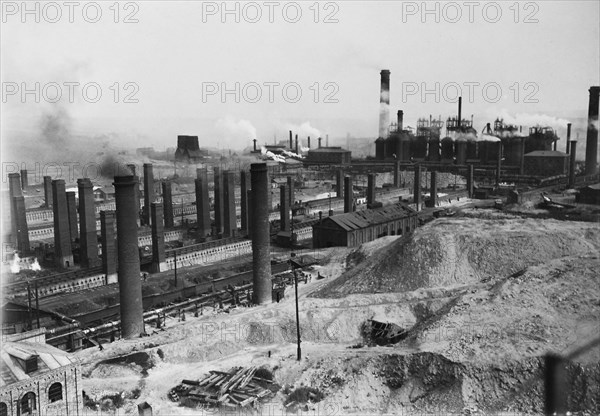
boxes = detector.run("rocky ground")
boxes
[75,210,600,415]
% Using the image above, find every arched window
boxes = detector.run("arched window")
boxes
[20,392,36,415]
[0,402,8,416]
[49,382,63,402]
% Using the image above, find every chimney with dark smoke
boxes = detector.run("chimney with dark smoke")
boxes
[379,70,391,138]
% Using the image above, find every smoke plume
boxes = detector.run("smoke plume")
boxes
[496,109,570,131]
[216,116,257,149]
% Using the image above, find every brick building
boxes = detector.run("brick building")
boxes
[312,203,418,248]
[306,147,351,165]
[523,150,569,177]
[0,329,83,416]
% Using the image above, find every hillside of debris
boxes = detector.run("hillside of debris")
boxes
[312,217,600,298]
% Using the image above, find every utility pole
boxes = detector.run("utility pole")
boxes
[290,218,301,361]
[294,267,301,361]
[174,250,178,287]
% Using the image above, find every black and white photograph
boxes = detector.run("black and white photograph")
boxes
[1,1,599,415]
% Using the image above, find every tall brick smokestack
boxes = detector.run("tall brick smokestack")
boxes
[289,130,293,150]
[584,86,599,175]
[295,134,299,155]
[240,170,249,235]
[318,137,322,148]
[43,176,53,208]
[78,178,100,268]
[143,163,154,225]
[458,96,462,129]
[151,202,167,272]
[161,181,174,228]
[12,196,30,253]
[379,70,391,138]
[8,173,22,244]
[52,180,73,268]
[223,170,237,237]
[566,123,572,154]
[113,175,144,339]
[569,141,577,188]
[367,173,376,207]
[195,168,211,238]
[397,110,404,131]
[307,136,311,149]
[20,170,28,189]
[100,210,117,284]
[250,163,272,305]
[430,171,438,207]
[213,166,224,237]
[344,176,353,213]
[279,184,290,232]
[66,192,78,243]
[413,165,422,211]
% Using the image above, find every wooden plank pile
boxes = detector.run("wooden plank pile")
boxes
[170,366,275,409]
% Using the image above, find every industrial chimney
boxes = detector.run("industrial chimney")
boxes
[114,175,145,339]
[458,96,462,129]
[379,70,391,138]
[397,110,404,131]
[250,163,272,304]
[295,134,299,155]
[584,86,599,175]
[566,123,572,154]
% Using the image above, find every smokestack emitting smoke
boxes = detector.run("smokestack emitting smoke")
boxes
[379,70,391,138]
[397,110,403,131]
[585,86,599,175]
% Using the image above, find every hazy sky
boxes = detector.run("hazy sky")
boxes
[2,0,599,157]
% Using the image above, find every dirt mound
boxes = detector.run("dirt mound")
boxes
[312,218,600,298]
[299,351,600,414]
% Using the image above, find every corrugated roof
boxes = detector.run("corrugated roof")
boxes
[319,203,416,231]
[308,148,350,153]
[0,340,77,387]
[524,150,568,157]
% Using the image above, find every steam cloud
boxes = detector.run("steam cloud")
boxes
[496,109,570,131]
[216,116,257,149]
[285,121,321,141]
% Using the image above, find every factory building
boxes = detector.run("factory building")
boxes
[523,151,569,177]
[312,203,418,248]
[306,147,351,165]
[0,329,83,416]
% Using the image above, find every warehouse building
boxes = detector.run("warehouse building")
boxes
[523,150,569,177]
[312,203,418,248]
[306,147,351,165]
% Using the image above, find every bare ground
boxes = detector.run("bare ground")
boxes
[76,211,600,415]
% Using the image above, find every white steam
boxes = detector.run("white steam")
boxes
[10,253,20,274]
[216,116,257,148]
[285,122,321,140]
[496,109,570,130]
